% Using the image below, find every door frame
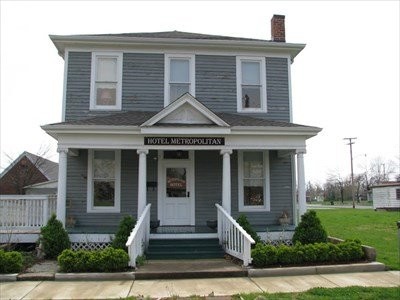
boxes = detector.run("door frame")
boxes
[157,150,195,226]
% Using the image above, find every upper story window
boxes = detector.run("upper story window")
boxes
[236,56,267,113]
[87,150,121,213]
[90,52,123,110]
[238,150,270,212]
[164,54,195,106]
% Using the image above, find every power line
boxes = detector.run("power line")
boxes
[344,137,357,208]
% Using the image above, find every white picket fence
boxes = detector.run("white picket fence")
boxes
[0,195,57,229]
[126,203,151,268]
[216,203,255,266]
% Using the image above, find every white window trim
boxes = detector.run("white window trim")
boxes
[238,150,270,212]
[90,52,123,111]
[164,53,195,107]
[87,149,121,213]
[236,56,267,113]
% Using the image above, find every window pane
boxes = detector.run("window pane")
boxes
[94,151,115,179]
[243,185,264,206]
[242,61,260,85]
[170,59,189,82]
[166,168,187,197]
[94,181,115,206]
[96,83,116,106]
[170,83,189,101]
[96,57,117,81]
[243,151,264,206]
[243,152,263,178]
[242,86,261,108]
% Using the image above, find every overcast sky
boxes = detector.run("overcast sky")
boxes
[1,0,399,184]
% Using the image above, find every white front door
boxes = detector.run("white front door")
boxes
[158,151,195,226]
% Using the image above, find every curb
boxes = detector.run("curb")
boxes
[135,269,248,280]
[55,272,135,281]
[248,262,386,277]
[0,274,18,282]
[3,262,387,281]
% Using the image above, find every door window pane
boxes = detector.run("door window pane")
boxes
[166,168,187,197]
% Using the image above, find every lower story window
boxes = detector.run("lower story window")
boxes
[87,150,121,213]
[238,151,270,211]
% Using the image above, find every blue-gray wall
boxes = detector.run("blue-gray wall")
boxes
[65,52,290,122]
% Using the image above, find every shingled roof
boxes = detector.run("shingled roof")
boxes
[48,110,311,129]
[65,30,268,42]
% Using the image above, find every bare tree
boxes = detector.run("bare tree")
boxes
[367,156,397,185]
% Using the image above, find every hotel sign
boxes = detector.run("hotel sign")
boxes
[144,137,225,146]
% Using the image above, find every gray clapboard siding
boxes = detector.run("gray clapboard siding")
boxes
[66,150,139,227]
[65,52,91,121]
[66,150,293,228]
[194,150,222,225]
[122,53,164,111]
[195,55,290,122]
[65,53,290,122]
[230,150,294,226]
[195,55,237,112]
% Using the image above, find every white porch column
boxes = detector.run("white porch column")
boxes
[57,147,68,227]
[137,149,149,218]
[296,150,307,220]
[221,149,232,214]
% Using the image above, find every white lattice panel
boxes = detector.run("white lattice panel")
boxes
[71,242,111,251]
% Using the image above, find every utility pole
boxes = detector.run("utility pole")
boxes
[344,137,357,208]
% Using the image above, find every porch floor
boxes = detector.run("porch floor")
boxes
[64,224,295,235]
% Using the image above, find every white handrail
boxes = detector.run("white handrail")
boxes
[215,203,255,266]
[0,195,57,228]
[126,203,151,268]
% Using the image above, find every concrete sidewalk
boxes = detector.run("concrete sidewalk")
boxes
[1,271,399,299]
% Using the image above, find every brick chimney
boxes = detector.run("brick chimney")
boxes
[271,14,286,42]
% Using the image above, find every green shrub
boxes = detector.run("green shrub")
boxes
[338,240,364,262]
[252,243,267,267]
[250,240,364,267]
[40,214,71,258]
[292,211,328,244]
[301,243,318,263]
[111,215,136,251]
[58,247,129,272]
[0,249,23,273]
[236,214,261,244]
[277,244,299,265]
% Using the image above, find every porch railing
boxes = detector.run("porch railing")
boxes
[215,203,255,266]
[0,195,57,229]
[126,203,151,268]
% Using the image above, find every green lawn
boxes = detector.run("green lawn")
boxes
[313,209,400,270]
[235,286,400,300]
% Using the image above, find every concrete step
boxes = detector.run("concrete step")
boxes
[135,258,247,280]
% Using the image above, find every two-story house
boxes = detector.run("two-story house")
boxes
[42,15,321,265]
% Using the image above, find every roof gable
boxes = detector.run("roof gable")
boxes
[141,93,230,127]
[0,151,58,181]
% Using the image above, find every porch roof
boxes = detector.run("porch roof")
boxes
[45,110,317,130]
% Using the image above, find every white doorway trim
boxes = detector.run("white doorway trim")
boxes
[157,150,195,226]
